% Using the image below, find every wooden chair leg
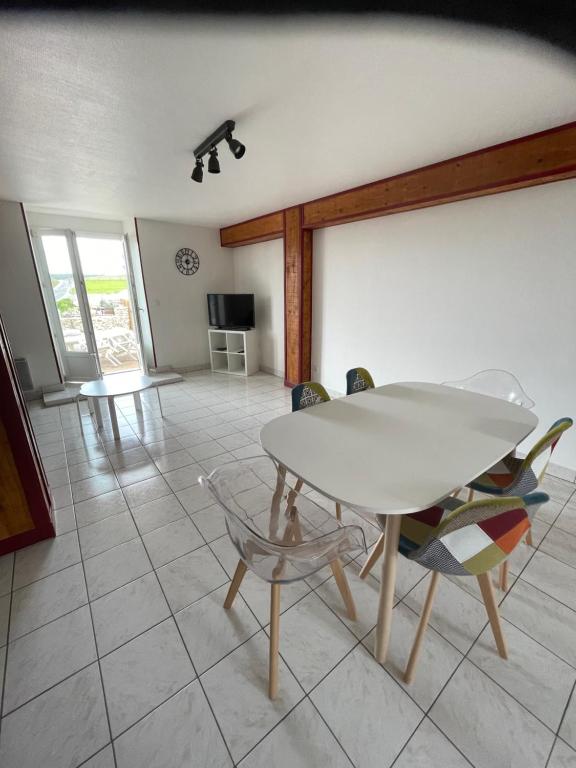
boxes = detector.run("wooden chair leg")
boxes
[525,529,533,547]
[499,560,509,592]
[477,572,508,659]
[404,571,440,684]
[224,561,247,609]
[467,488,475,502]
[359,533,385,579]
[330,558,357,621]
[335,502,342,521]
[269,583,281,699]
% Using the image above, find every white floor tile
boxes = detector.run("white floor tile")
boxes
[101,618,195,736]
[176,584,259,674]
[53,505,77,535]
[238,698,353,768]
[79,512,139,559]
[142,517,205,568]
[13,530,80,589]
[123,475,172,508]
[114,680,231,768]
[468,618,576,730]
[156,545,229,612]
[393,717,470,768]
[115,460,160,488]
[547,739,576,768]
[202,632,304,763]
[9,563,87,641]
[429,660,554,768]
[0,552,14,597]
[68,457,113,484]
[84,539,152,600]
[176,483,214,514]
[91,572,170,656]
[276,592,357,691]
[3,605,96,713]
[130,493,187,534]
[153,449,196,473]
[560,689,576,750]
[71,472,120,503]
[521,551,576,611]
[310,644,422,768]
[81,745,115,768]
[539,527,576,569]
[0,664,109,768]
[75,489,129,528]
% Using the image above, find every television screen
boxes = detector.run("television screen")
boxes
[207,294,255,329]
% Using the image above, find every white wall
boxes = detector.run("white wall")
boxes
[233,240,285,377]
[0,200,61,390]
[136,218,233,370]
[312,180,576,473]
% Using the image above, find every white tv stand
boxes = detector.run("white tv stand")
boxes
[208,328,259,376]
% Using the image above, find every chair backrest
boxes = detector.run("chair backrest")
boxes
[199,456,366,583]
[442,369,535,409]
[346,367,375,395]
[521,417,573,479]
[291,381,331,412]
[405,493,547,576]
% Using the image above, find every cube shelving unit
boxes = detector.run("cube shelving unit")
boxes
[208,328,259,377]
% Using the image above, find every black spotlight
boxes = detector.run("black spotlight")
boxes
[208,147,220,174]
[191,157,203,183]
[225,132,246,159]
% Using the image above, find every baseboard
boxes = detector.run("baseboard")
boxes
[546,462,576,483]
[260,364,284,378]
[172,363,211,374]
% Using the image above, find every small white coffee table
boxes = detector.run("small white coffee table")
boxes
[77,373,164,440]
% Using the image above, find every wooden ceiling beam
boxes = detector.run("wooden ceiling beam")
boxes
[220,211,284,247]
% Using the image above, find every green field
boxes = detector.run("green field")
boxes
[84,277,127,294]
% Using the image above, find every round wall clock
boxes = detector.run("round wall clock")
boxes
[175,247,200,276]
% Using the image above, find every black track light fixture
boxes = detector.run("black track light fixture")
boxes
[207,147,220,174]
[191,157,204,183]
[225,131,246,159]
[191,119,246,183]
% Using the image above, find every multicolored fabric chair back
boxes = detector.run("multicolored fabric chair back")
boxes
[346,367,375,395]
[399,493,547,576]
[291,381,331,412]
[468,417,572,496]
[521,417,573,475]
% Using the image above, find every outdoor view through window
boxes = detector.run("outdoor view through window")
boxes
[42,234,140,375]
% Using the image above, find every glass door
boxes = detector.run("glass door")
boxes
[75,235,142,375]
[34,231,101,381]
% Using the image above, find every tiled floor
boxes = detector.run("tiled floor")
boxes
[0,370,575,768]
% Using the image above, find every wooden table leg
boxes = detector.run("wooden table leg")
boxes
[133,391,142,413]
[107,396,120,440]
[375,514,402,664]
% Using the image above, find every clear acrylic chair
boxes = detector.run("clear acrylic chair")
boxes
[442,369,535,409]
[199,456,366,699]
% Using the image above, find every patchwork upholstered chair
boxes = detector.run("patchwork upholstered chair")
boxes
[397,492,549,684]
[346,367,375,395]
[290,381,343,521]
[466,417,573,589]
[443,369,535,409]
[199,456,366,699]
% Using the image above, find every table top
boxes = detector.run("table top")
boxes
[260,382,538,516]
[79,373,156,398]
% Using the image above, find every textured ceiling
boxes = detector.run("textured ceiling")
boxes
[1,15,575,227]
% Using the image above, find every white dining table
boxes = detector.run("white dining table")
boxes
[260,381,538,663]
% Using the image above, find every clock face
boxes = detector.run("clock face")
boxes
[175,248,200,276]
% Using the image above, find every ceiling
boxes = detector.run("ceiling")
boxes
[1,15,575,228]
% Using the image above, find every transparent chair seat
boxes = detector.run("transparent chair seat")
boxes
[442,369,535,409]
[199,456,367,584]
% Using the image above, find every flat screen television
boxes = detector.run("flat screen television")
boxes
[207,293,255,329]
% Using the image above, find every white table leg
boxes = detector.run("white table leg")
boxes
[107,396,120,440]
[92,398,103,430]
[133,391,142,413]
[156,386,164,418]
[374,514,402,664]
[75,396,84,434]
